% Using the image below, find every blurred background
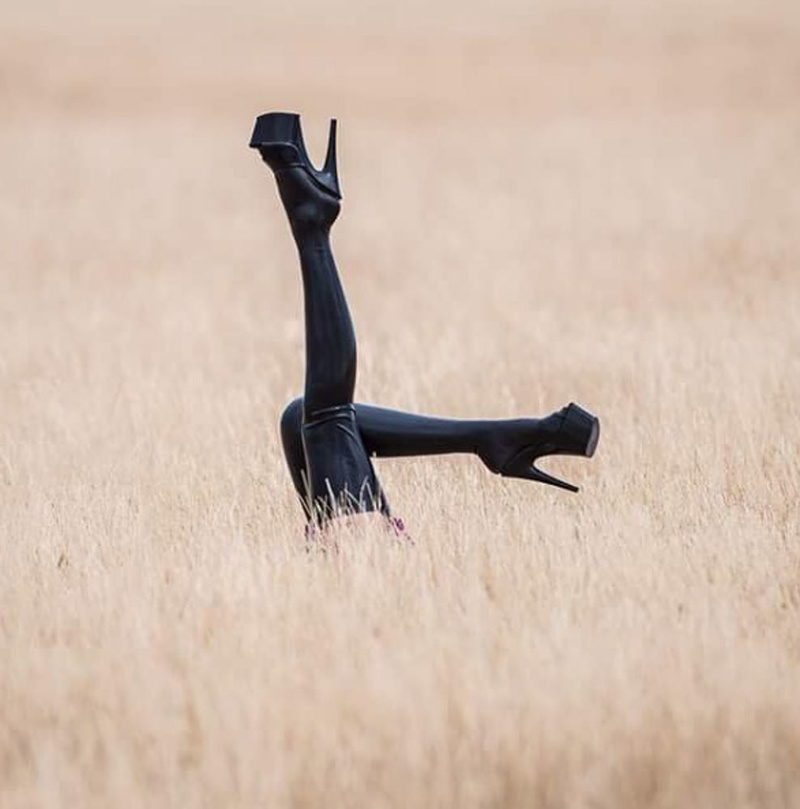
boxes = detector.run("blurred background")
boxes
[2,2,800,804]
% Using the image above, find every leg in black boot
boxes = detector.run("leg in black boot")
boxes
[256,112,601,526]
[280,396,600,514]
[252,112,390,526]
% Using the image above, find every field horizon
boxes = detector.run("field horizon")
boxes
[2,0,800,806]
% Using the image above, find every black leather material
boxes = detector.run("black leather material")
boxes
[301,405,387,521]
[250,112,341,199]
[255,112,601,525]
[254,112,383,524]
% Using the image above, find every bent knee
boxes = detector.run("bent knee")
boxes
[280,396,304,442]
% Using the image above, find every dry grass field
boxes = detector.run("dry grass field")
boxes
[2,0,800,805]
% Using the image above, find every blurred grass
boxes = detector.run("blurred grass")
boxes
[1,0,799,806]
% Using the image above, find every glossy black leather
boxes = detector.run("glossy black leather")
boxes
[253,111,600,524]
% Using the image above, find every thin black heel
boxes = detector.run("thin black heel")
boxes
[322,118,338,188]
[529,461,581,493]
[501,445,582,493]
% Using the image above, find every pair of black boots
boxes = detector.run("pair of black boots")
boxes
[250,112,599,529]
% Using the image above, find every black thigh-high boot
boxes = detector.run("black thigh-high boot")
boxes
[252,112,389,524]
[280,395,602,514]
[257,113,601,523]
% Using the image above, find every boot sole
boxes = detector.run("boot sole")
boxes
[585,417,600,458]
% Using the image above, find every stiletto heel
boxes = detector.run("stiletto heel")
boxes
[322,118,338,189]
[503,449,581,493]
[249,112,341,199]
[479,403,600,493]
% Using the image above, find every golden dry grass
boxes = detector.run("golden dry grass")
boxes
[2,0,800,805]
